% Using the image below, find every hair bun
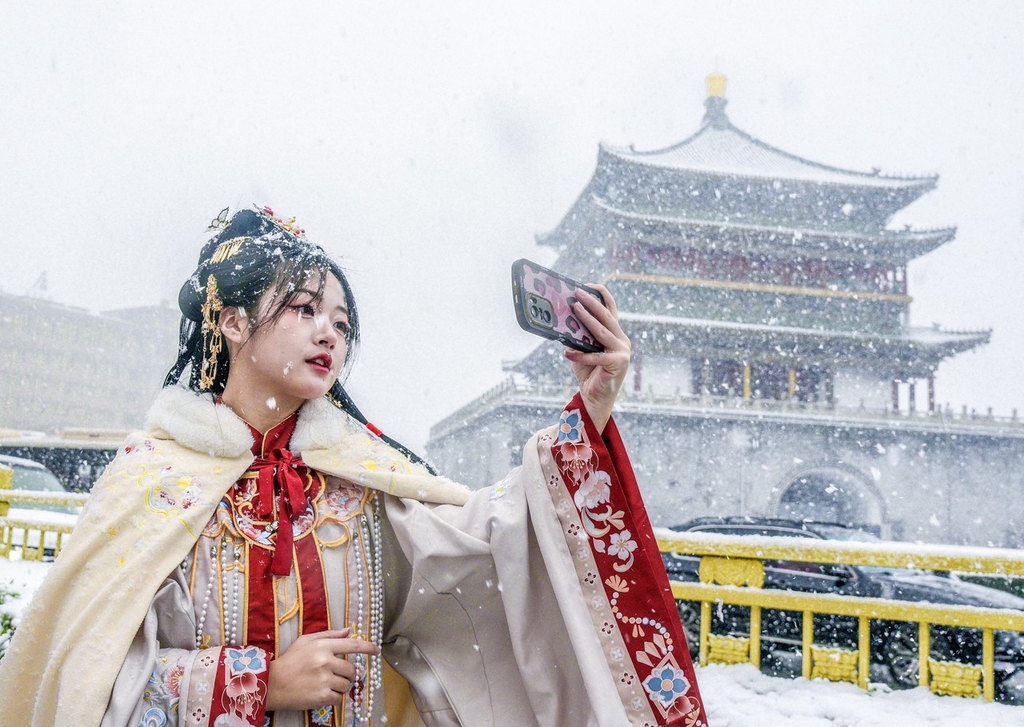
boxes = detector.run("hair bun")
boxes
[177,272,206,323]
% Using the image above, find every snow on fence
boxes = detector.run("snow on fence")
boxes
[658,531,1024,703]
[0,490,87,561]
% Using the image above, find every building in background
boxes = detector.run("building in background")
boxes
[426,75,1024,547]
[0,292,179,485]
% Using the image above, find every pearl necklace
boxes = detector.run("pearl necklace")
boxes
[194,536,242,648]
[348,494,384,724]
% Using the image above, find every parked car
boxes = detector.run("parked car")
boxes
[662,516,1024,703]
[0,454,81,558]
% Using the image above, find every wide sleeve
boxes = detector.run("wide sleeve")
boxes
[381,393,707,727]
[101,567,270,727]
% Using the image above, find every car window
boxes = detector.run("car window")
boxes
[8,464,77,514]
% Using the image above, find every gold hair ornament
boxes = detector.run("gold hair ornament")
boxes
[210,236,248,265]
[199,274,224,390]
[259,206,306,240]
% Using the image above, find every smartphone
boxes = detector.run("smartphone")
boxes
[511,258,605,353]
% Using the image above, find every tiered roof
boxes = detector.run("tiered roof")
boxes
[531,74,988,375]
[540,78,948,257]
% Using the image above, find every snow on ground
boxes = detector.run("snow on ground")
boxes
[2,558,1023,725]
[698,663,1021,726]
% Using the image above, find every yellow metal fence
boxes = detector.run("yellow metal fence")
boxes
[0,488,88,561]
[658,532,1024,703]
[4,478,1024,704]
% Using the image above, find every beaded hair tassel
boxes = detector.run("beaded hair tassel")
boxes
[197,234,247,391]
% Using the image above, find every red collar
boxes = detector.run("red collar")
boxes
[247,413,299,457]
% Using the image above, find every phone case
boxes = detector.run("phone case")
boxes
[511,258,605,353]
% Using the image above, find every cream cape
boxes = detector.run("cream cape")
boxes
[0,387,471,727]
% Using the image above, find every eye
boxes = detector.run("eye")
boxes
[334,319,351,336]
[291,303,316,317]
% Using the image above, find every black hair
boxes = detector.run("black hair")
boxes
[165,207,360,399]
[165,206,436,473]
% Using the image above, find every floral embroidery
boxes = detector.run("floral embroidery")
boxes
[574,470,610,510]
[608,530,638,562]
[556,410,593,469]
[227,470,321,548]
[140,707,168,726]
[323,484,363,517]
[165,663,185,698]
[643,663,690,707]
[181,481,203,510]
[137,469,207,538]
[490,477,512,500]
[211,646,269,726]
[311,705,333,724]
[549,399,705,725]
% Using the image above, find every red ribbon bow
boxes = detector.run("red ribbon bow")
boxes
[250,448,309,576]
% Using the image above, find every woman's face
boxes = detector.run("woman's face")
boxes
[225,272,350,414]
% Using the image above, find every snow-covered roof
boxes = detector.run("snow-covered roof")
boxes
[619,311,990,349]
[585,195,954,257]
[602,98,936,190]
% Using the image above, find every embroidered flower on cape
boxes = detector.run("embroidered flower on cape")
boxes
[574,470,611,510]
[180,480,203,510]
[556,409,593,470]
[643,662,690,707]
[608,530,638,561]
[557,409,584,443]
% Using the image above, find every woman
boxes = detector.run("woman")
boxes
[0,207,705,727]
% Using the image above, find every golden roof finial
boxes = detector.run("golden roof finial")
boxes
[706,72,727,98]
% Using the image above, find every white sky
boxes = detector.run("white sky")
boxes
[1,1,1022,450]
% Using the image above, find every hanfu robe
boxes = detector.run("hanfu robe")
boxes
[0,386,706,727]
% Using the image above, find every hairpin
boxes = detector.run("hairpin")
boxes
[258,205,306,240]
[207,207,231,232]
[210,236,249,265]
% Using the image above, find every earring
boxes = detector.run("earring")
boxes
[199,274,223,390]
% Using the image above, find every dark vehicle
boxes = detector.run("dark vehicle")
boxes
[663,517,1024,702]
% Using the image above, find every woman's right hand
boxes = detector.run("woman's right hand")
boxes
[266,628,380,711]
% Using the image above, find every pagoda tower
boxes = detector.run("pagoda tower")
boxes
[426,75,1024,547]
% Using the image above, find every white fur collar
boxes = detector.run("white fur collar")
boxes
[143,387,368,454]
[145,387,254,457]
[145,387,364,458]
[146,386,471,505]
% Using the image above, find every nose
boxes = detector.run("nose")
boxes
[315,316,338,349]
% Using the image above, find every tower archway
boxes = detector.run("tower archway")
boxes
[773,466,884,532]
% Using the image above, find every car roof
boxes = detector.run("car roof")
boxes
[0,454,52,471]
[670,516,858,539]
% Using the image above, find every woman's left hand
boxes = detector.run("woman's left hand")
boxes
[564,284,631,434]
